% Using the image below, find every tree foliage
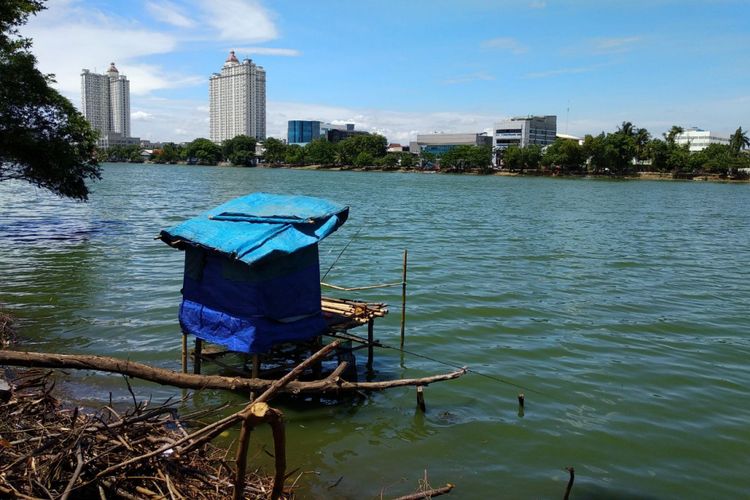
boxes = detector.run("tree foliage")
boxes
[222,135,257,166]
[262,137,287,164]
[541,139,585,173]
[0,0,100,200]
[184,138,221,165]
[438,145,493,173]
[729,127,749,153]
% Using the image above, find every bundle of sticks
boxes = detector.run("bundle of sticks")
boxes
[0,370,286,499]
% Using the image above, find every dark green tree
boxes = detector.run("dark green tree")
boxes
[0,0,100,200]
[399,152,414,169]
[304,138,336,166]
[184,138,221,165]
[262,137,287,165]
[222,134,257,166]
[285,144,305,165]
[729,126,749,154]
[152,142,181,163]
[353,151,374,168]
[645,139,670,172]
[541,139,585,173]
[663,125,684,145]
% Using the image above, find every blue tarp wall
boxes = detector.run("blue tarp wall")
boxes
[161,193,349,353]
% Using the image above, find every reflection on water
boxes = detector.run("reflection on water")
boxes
[1,165,750,498]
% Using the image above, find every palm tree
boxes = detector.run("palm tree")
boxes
[664,125,684,146]
[729,126,750,154]
[618,121,635,137]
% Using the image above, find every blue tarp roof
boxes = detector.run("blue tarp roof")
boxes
[160,192,349,265]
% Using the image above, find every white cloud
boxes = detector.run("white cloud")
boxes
[131,110,154,121]
[591,36,641,55]
[232,47,301,57]
[199,0,278,42]
[23,1,202,96]
[481,37,528,54]
[442,72,495,85]
[146,1,196,28]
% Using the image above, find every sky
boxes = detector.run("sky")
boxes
[21,0,750,144]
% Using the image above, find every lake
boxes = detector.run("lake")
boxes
[1,164,749,498]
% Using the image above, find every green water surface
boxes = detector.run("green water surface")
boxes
[1,164,749,498]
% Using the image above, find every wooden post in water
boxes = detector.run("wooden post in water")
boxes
[367,318,374,371]
[194,338,202,375]
[181,333,188,374]
[416,385,426,413]
[400,249,408,349]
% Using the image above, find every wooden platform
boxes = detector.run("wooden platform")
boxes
[321,296,388,330]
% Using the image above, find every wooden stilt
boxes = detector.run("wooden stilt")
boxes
[193,338,202,375]
[233,417,253,500]
[416,385,426,413]
[400,249,408,348]
[366,318,374,371]
[518,393,525,417]
[181,333,188,374]
[250,354,260,400]
[251,354,260,379]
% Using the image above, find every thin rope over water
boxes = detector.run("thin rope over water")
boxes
[377,341,553,398]
[321,225,363,281]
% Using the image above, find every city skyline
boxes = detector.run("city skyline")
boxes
[22,0,750,144]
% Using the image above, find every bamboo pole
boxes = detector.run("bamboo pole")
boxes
[193,338,202,375]
[181,333,188,374]
[367,319,374,371]
[400,249,408,348]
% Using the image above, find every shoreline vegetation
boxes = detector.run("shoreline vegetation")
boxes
[100,122,750,184]
[102,159,750,184]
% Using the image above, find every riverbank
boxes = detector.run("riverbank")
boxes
[131,160,750,183]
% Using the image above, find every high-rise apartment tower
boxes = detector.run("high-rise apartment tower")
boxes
[209,51,266,143]
[80,63,136,147]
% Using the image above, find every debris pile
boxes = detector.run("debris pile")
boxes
[0,371,286,499]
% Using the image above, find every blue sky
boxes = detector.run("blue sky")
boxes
[23,0,750,143]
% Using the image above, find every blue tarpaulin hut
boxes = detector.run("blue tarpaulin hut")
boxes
[160,192,349,354]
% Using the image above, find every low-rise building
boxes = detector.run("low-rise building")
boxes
[675,128,730,152]
[410,133,492,156]
[493,115,557,151]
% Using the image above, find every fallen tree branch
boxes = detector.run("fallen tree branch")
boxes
[392,483,455,500]
[0,350,466,394]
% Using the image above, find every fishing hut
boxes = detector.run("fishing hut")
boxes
[159,192,388,381]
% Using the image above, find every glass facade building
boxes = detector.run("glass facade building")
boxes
[288,120,323,144]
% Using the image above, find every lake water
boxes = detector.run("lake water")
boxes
[1,164,749,498]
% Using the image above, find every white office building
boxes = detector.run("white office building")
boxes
[80,63,137,147]
[209,51,266,143]
[493,115,557,151]
[675,128,730,152]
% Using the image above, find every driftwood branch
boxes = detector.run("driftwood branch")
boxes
[0,350,466,394]
[392,483,455,500]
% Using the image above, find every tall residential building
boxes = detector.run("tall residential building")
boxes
[675,127,730,152]
[493,115,557,151]
[209,51,266,143]
[80,62,137,147]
